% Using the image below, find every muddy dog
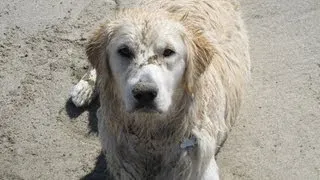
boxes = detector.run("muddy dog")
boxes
[70,0,250,179]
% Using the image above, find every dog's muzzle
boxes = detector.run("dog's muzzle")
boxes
[131,81,159,112]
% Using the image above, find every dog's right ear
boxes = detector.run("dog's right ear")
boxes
[86,23,111,70]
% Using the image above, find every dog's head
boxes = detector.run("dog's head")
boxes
[86,10,213,114]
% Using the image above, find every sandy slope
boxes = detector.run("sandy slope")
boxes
[0,0,319,179]
[217,1,320,179]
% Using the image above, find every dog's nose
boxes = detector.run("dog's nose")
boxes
[132,82,158,105]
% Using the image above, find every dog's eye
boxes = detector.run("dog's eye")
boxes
[163,49,175,57]
[118,46,134,59]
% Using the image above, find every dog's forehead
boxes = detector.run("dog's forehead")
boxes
[115,18,183,47]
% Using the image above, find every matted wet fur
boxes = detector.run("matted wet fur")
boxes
[70,0,250,179]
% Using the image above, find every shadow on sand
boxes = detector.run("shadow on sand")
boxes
[64,97,112,179]
[80,152,112,180]
[65,97,100,134]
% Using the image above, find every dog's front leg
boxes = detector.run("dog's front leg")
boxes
[201,157,220,180]
[189,131,220,180]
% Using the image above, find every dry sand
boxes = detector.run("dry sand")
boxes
[0,0,319,179]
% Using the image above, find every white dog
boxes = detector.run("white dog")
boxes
[70,0,250,179]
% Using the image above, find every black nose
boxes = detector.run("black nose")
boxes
[132,82,158,105]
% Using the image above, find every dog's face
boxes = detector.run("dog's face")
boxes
[98,16,188,114]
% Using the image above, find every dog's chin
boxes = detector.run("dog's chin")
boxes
[126,104,165,114]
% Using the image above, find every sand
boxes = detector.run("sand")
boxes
[0,0,319,179]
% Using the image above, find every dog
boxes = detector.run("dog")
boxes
[70,0,250,179]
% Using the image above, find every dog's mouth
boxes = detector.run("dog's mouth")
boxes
[132,103,162,114]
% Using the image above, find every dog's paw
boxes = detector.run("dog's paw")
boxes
[70,80,95,107]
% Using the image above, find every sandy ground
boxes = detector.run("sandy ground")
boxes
[0,0,319,180]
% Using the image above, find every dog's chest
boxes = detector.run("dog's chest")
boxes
[125,132,178,155]
[121,132,198,177]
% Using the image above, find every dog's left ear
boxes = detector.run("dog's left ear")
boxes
[183,32,217,94]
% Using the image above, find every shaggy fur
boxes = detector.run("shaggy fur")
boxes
[70,0,250,179]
